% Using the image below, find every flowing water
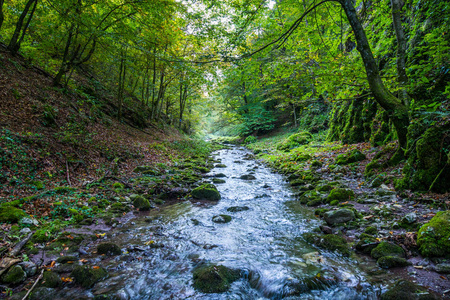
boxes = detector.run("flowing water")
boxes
[71,147,380,299]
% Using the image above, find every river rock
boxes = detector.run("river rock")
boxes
[371,242,405,259]
[377,256,410,269]
[191,184,221,201]
[212,215,232,223]
[213,173,227,178]
[401,212,417,224]
[1,265,26,284]
[323,209,355,225]
[18,261,37,277]
[132,195,152,211]
[303,233,351,257]
[71,265,108,288]
[212,178,226,184]
[240,174,256,180]
[192,264,240,293]
[227,206,250,212]
[417,211,450,257]
[97,242,122,256]
[435,263,450,274]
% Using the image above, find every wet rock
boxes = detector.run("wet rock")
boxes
[323,209,355,226]
[56,256,78,264]
[364,226,378,235]
[371,242,405,259]
[381,280,438,300]
[192,264,241,293]
[191,219,200,225]
[18,261,37,277]
[97,242,122,256]
[133,195,152,211]
[326,188,355,202]
[29,287,56,300]
[212,215,232,223]
[239,174,256,180]
[377,256,411,269]
[41,271,62,288]
[191,184,221,201]
[402,212,417,224]
[212,178,226,184]
[213,173,227,178]
[215,164,227,168]
[355,233,378,254]
[435,263,450,274]
[303,233,351,257]
[319,225,333,235]
[302,252,325,264]
[417,211,450,257]
[370,175,384,188]
[1,265,26,284]
[71,265,108,288]
[227,206,250,212]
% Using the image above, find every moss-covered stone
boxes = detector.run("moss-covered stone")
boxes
[355,233,378,254]
[1,265,26,284]
[303,233,351,257]
[323,209,355,226]
[371,242,405,259]
[377,256,410,269]
[41,271,62,288]
[133,195,151,211]
[192,264,241,293]
[112,182,124,189]
[71,265,107,288]
[32,229,50,243]
[381,280,438,300]
[0,206,28,223]
[364,226,378,235]
[417,211,450,257]
[191,184,221,201]
[277,132,312,151]
[226,206,250,212]
[212,178,226,184]
[326,188,355,202]
[97,242,122,256]
[212,215,232,223]
[335,149,366,165]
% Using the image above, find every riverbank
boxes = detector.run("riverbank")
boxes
[245,133,450,299]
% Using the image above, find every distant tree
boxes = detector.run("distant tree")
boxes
[0,0,4,31]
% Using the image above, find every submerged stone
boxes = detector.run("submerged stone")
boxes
[226,206,250,212]
[303,233,351,257]
[192,264,241,293]
[239,174,256,180]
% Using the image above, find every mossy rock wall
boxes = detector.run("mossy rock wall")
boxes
[399,122,450,192]
[327,97,393,146]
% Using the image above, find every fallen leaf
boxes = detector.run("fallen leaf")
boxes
[92,266,100,269]
[413,266,423,269]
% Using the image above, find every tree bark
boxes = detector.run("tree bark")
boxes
[339,0,409,158]
[391,0,410,107]
[8,0,38,55]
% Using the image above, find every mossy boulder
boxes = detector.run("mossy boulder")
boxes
[303,233,351,257]
[355,233,378,254]
[364,226,378,235]
[191,184,221,201]
[371,242,405,259]
[71,265,108,288]
[41,271,62,288]
[335,149,366,165]
[326,188,355,202]
[212,215,232,223]
[1,265,26,284]
[0,206,28,223]
[277,132,312,151]
[323,209,355,226]
[212,178,226,184]
[133,195,152,211]
[417,211,450,257]
[381,280,438,300]
[377,256,410,269]
[97,242,122,256]
[192,264,241,293]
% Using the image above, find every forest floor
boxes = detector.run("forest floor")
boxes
[246,133,450,298]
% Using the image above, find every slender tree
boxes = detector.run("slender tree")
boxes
[8,0,38,55]
[0,0,5,31]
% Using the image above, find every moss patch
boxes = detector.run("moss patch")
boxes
[133,195,151,211]
[326,188,355,202]
[71,265,108,288]
[0,206,28,223]
[191,184,221,201]
[1,265,26,284]
[97,242,122,256]
[377,256,410,269]
[335,149,366,165]
[371,242,405,259]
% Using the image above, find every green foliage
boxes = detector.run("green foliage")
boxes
[244,136,257,144]
[417,211,450,257]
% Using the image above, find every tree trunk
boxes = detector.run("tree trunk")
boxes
[117,52,126,122]
[8,0,38,55]
[391,0,410,107]
[339,0,409,159]
[0,0,5,32]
